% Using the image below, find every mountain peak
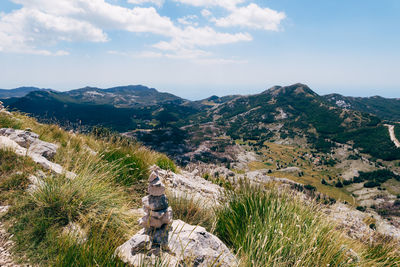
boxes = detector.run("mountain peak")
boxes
[263,83,318,97]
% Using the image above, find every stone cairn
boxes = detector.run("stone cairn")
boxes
[138,171,173,251]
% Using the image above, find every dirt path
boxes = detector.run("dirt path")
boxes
[0,206,20,267]
[385,124,400,148]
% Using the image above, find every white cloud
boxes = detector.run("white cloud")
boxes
[107,50,129,56]
[213,3,286,31]
[153,26,252,51]
[135,51,163,58]
[127,0,164,8]
[173,0,245,10]
[178,15,198,26]
[0,0,176,55]
[0,0,276,58]
[201,9,212,17]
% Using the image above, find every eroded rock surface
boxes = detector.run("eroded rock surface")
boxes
[116,219,238,267]
[0,206,21,267]
[0,128,58,160]
[325,203,400,241]
[0,130,76,179]
[154,166,223,206]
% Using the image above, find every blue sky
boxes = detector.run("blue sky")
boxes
[0,0,399,100]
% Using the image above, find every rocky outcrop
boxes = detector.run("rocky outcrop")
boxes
[0,128,58,160]
[0,101,11,115]
[116,219,238,267]
[116,171,237,266]
[0,129,76,179]
[325,203,400,241]
[0,206,20,267]
[153,166,222,206]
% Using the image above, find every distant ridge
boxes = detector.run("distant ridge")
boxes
[323,93,400,121]
[0,87,51,98]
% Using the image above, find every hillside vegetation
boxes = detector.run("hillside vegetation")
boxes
[0,110,175,265]
[325,94,400,122]
[0,110,400,266]
[3,83,400,163]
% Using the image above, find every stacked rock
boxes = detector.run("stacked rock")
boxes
[139,171,173,248]
[0,101,4,110]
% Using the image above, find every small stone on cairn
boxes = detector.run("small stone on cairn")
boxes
[138,171,173,248]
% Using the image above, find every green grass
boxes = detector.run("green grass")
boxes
[0,113,22,129]
[168,193,215,232]
[5,152,137,266]
[0,112,160,266]
[214,183,400,266]
[101,147,149,186]
[0,149,37,204]
[156,155,177,172]
[1,111,400,266]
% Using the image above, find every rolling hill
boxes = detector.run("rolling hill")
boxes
[3,83,400,161]
[0,87,49,98]
[324,94,400,121]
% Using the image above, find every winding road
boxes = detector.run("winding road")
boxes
[385,124,400,148]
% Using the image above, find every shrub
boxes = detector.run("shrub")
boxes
[356,206,367,212]
[156,155,177,172]
[343,179,352,186]
[364,181,381,188]
[304,184,316,191]
[335,180,344,188]
[167,193,214,232]
[0,113,22,129]
[101,148,148,186]
[7,155,135,266]
[215,184,353,266]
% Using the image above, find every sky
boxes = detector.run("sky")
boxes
[0,0,399,100]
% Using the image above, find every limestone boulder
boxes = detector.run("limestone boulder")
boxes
[116,219,238,267]
[0,128,58,160]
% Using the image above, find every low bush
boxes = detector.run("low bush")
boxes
[156,155,177,172]
[167,193,215,232]
[101,147,148,186]
[6,154,135,266]
[215,183,353,266]
[356,206,366,212]
[335,180,344,188]
[364,181,381,188]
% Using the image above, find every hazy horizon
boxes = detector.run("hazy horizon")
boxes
[1,83,399,101]
[0,0,399,100]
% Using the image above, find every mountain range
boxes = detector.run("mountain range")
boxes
[1,83,400,163]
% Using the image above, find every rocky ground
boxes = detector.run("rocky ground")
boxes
[0,206,20,267]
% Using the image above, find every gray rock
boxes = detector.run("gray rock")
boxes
[145,207,172,219]
[148,177,166,196]
[29,140,58,160]
[62,222,88,244]
[0,128,38,147]
[0,128,58,160]
[142,195,169,211]
[139,209,173,229]
[149,171,158,182]
[116,220,238,267]
[0,134,76,179]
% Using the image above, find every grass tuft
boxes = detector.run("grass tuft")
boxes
[168,193,215,232]
[214,183,400,266]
